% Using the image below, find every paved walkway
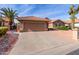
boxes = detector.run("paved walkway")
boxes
[9,31,79,55]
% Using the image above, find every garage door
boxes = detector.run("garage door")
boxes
[24,21,48,31]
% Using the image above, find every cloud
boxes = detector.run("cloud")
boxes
[31,10,63,18]
[19,8,35,16]
[18,5,36,16]
[0,4,17,9]
[0,4,75,20]
[51,14,70,20]
[18,4,70,19]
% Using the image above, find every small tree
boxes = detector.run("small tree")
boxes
[68,5,79,30]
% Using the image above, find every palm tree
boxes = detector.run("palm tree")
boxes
[68,5,79,30]
[0,15,4,26]
[0,8,18,30]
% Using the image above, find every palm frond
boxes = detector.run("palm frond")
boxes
[0,8,18,21]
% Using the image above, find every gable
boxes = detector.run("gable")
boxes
[53,20,65,24]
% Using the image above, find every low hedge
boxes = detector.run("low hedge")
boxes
[54,26,70,30]
[0,27,8,37]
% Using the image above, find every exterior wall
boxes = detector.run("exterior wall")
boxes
[65,23,71,28]
[53,20,65,27]
[48,21,53,29]
[19,20,48,31]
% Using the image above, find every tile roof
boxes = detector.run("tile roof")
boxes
[17,16,50,22]
[49,19,79,23]
[50,19,67,23]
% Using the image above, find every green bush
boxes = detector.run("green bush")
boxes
[0,27,8,37]
[54,26,70,30]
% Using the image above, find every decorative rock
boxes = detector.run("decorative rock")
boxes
[0,32,19,55]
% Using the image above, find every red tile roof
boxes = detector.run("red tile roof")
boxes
[17,16,50,22]
[49,19,67,23]
[49,19,79,23]
[16,16,79,23]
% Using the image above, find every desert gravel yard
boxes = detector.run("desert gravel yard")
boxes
[9,31,79,55]
[0,31,18,55]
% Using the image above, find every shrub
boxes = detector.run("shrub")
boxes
[0,27,8,37]
[54,26,70,30]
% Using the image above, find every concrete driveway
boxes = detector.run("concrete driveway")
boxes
[9,31,79,55]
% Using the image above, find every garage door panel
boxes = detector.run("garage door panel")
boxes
[24,21,48,31]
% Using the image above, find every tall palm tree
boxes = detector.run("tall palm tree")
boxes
[68,5,79,30]
[0,15,4,26]
[0,8,18,30]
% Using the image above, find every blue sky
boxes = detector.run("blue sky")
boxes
[0,4,79,20]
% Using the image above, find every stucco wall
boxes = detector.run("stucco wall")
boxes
[19,20,48,31]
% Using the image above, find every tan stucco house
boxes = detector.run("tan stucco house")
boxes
[17,16,49,32]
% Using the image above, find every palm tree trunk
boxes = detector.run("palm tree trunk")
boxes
[10,21,13,30]
[71,23,74,30]
[71,19,75,30]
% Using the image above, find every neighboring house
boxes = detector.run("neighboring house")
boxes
[3,17,10,26]
[65,19,79,28]
[48,19,73,29]
[2,17,10,30]
[17,16,49,31]
[52,20,65,27]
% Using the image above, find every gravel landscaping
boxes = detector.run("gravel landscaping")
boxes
[0,32,19,55]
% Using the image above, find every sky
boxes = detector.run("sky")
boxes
[0,4,79,20]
